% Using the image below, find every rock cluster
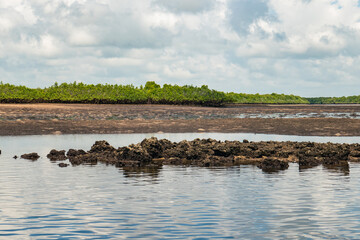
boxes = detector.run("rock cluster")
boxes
[39,137,360,172]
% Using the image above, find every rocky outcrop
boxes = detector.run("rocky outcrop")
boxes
[18,138,360,172]
[54,137,360,172]
[21,152,40,160]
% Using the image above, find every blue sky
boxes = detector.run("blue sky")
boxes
[1,0,360,97]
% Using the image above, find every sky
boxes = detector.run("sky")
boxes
[1,0,360,97]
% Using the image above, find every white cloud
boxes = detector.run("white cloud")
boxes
[0,0,360,96]
[68,29,97,46]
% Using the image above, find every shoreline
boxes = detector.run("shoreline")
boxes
[1,118,360,136]
[1,103,360,136]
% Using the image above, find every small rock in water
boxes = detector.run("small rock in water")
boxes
[58,163,69,168]
[13,155,18,159]
[47,149,67,161]
[21,153,40,160]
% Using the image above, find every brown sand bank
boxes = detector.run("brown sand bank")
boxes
[1,103,360,136]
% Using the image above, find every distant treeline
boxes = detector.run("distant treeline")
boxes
[0,81,309,106]
[227,92,309,104]
[307,96,360,104]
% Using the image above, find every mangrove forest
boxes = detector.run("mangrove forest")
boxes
[0,81,311,105]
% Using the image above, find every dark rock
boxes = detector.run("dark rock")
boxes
[213,144,232,157]
[257,158,289,172]
[116,145,152,167]
[58,163,69,167]
[67,149,86,158]
[163,140,191,159]
[70,153,98,165]
[298,156,322,168]
[21,152,40,160]
[89,140,115,153]
[350,150,360,157]
[243,139,249,143]
[47,149,67,161]
[52,138,358,172]
[141,137,164,158]
[13,155,18,159]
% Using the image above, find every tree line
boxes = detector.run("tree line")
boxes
[0,81,309,105]
[306,96,360,104]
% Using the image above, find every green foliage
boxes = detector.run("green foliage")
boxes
[144,81,160,90]
[227,92,309,104]
[0,82,228,106]
[0,81,310,105]
[307,96,360,104]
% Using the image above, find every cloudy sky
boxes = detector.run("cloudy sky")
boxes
[1,0,360,97]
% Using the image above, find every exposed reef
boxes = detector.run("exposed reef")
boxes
[40,137,360,172]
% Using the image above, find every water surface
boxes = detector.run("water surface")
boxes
[1,133,360,239]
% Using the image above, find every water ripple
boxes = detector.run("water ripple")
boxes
[1,136,360,239]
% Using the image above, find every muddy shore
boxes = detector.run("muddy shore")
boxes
[1,103,360,136]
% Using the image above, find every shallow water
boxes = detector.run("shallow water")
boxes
[1,133,360,239]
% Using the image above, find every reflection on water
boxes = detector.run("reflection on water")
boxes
[323,163,350,176]
[122,166,162,179]
[1,133,360,239]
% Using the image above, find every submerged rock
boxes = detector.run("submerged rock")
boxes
[21,152,40,160]
[58,163,69,168]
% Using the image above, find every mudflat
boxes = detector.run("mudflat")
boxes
[1,103,360,136]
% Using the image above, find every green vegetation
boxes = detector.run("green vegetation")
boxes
[0,81,310,105]
[227,92,309,104]
[307,96,360,104]
[0,81,228,106]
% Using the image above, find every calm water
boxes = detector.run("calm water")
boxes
[1,133,360,239]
